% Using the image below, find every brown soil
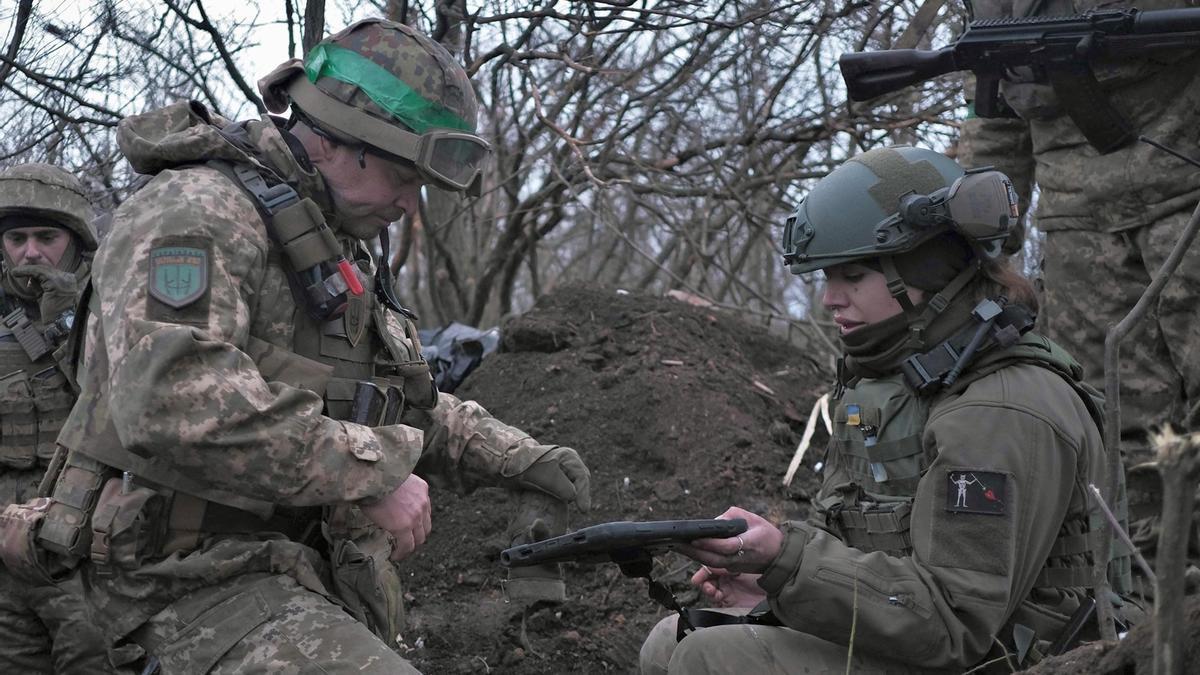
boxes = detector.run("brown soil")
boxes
[400,282,828,673]
[397,281,1198,674]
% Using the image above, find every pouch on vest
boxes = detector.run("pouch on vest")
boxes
[0,369,38,469]
[376,306,437,411]
[29,365,74,461]
[90,477,167,570]
[818,483,915,556]
[37,456,111,559]
[329,535,403,649]
[243,334,334,397]
[0,497,73,585]
[210,160,362,322]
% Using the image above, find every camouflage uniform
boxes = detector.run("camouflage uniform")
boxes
[43,21,587,674]
[0,164,112,673]
[957,0,1200,434]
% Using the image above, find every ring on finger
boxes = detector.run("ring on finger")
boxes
[735,535,745,557]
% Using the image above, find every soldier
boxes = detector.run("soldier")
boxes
[36,19,589,673]
[640,147,1137,673]
[957,0,1200,438]
[0,163,112,672]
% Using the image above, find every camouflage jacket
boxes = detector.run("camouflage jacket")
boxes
[62,101,533,507]
[59,102,553,640]
[758,337,1109,668]
[958,0,1200,233]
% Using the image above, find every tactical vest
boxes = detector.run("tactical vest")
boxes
[0,302,76,473]
[817,332,1132,593]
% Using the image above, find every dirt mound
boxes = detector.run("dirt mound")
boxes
[401,282,829,673]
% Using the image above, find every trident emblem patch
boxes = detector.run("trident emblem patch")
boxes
[148,246,209,308]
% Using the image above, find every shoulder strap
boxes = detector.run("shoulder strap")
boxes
[948,332,1105,433]
[203,159,329,315]
[56,278,95,393]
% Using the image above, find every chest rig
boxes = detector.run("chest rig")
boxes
[0,295,77,472]
[202,120,438,426]
[819,372,931,556]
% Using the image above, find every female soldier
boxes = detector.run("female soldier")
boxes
[640,146,1135,674]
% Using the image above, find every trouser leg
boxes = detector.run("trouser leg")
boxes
[667,622,946,675]
[1040,227,1180,436]
[30,572,116,674]
[1137,209,1200,431]
[641,608,757,675]
[0,567,55,674]
[135,573,419,674]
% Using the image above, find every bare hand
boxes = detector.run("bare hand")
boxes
[675,506,783,574]
[360,473,432,561]
[692,565,766,608]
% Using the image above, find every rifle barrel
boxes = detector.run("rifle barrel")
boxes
[1134,7,1200,33]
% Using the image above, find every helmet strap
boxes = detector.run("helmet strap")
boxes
[881,255,980,350]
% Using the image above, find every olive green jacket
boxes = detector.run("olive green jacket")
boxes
[758,356,1103,668]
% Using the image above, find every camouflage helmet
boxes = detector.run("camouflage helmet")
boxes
[781,146,1018,275]
[259,19,490,194]
[0,163,98,251]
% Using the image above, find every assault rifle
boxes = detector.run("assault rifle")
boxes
[838,8,1200,154]
[501,519,747,631]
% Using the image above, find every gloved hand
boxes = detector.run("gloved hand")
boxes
[505,491,568,606]
[502,445,591,512]
[9,265,79,321]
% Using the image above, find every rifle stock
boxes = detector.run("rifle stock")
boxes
[839,47,957,102]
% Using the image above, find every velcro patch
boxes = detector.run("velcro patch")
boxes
[945,470,1006,515]
[149,242,209,308]
[146,236,212,325]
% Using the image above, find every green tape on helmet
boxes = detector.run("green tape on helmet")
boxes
[304,44,470,134]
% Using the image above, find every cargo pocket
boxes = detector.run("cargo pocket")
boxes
[376,308,436,411]
[154,583,273,674]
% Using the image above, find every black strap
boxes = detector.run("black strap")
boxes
[900,301,1035,394]
[675,601,783,641]
[609,550,695,635]
[375,228,417,320]
[204,159,314,315]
